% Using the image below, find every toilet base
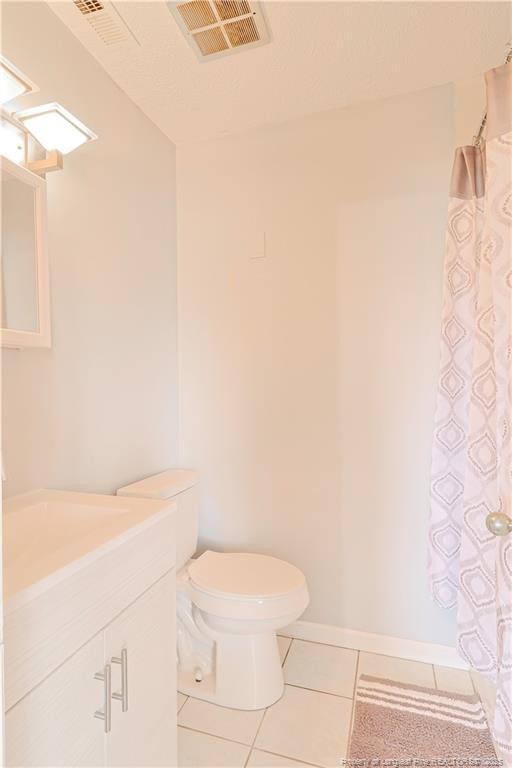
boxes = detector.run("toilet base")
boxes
[177,587,286,709]
[178,630,285,710]
[178,668,217,703]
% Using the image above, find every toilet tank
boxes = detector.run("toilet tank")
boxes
[117,469,198,570]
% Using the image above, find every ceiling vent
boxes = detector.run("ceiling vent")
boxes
[168,0,270,60]
[72,0,139,46]
[73,0,104,14]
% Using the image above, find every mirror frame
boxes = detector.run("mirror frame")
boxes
[1,156,51,349]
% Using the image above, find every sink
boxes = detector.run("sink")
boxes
[3,489,174,605]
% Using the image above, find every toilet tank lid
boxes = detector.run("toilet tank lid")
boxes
[117,469,198,499]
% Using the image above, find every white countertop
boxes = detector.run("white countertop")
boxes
[3,489,175,608]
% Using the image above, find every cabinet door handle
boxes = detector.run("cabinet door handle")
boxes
[93,663,112,733]
[111,648,128,712]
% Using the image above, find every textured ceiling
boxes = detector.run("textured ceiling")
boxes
[48,1,511,145]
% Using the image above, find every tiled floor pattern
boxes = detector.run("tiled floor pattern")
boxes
[178,636,478,768]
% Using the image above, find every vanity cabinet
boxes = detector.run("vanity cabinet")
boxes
[6,634,105,766]
[5,571,176,767]
[106,572,176,767]
[4,491,178,768]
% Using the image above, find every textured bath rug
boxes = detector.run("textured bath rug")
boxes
[348,675,499,764]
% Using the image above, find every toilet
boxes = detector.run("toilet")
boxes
[117,469,309,710]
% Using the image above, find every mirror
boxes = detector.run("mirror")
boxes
[1,156,51,348]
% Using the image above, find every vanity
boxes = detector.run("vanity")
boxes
[3,490,177,767]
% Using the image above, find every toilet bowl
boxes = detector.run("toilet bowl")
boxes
[117,470,309,710]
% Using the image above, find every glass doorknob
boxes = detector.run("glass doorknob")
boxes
[486,512,512,537]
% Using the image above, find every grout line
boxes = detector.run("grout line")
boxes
[178,724,254,750]
[180,718,338,768]
[247,746,325,768]
[363,649,436,667]
[246,695,271,765]
[177,694,189,713]
[281,637,293,667]
[285,636,456,669]
[347,650,360,751]
[352,652,360,698]
[250,636,351,768]
[285,682,354,701]
[437,666,477,697]
[284,636,362,653]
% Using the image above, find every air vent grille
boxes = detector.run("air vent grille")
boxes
[214,1,251,21]
[169,0,269,60]
[74,0,104,15]
[224,15,259,46]
[87,12,129,44]
[72,0,139,47]
[178,1,216,30]
[193,27,228,55]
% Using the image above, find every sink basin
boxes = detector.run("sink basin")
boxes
[3,489,174,605]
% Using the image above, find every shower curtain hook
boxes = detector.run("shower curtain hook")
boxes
[473,115,487,148]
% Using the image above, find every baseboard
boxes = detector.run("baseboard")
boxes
[284,620,468,670]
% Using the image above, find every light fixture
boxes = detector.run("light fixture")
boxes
[0,56,37,104]
[14,102,97,155]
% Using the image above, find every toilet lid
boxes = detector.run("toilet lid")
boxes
[188,551,305,599]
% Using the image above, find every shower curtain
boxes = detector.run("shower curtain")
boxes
[429,60,512,758]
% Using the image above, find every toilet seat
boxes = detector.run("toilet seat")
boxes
[186,550,308,622]
[189,551,305,598]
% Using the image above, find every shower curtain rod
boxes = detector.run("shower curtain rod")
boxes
[473,43,512,146]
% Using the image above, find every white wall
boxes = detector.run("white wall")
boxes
[177,84,461,646]
[1,2,178,497]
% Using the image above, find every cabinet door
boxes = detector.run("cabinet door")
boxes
[5,634,105,767]
[105,571,176,767]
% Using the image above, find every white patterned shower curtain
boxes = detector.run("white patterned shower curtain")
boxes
[429,61,512,758]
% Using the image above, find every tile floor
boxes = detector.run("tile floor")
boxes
[177,636,478,768]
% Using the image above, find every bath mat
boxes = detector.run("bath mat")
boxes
[348,674,499,764]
